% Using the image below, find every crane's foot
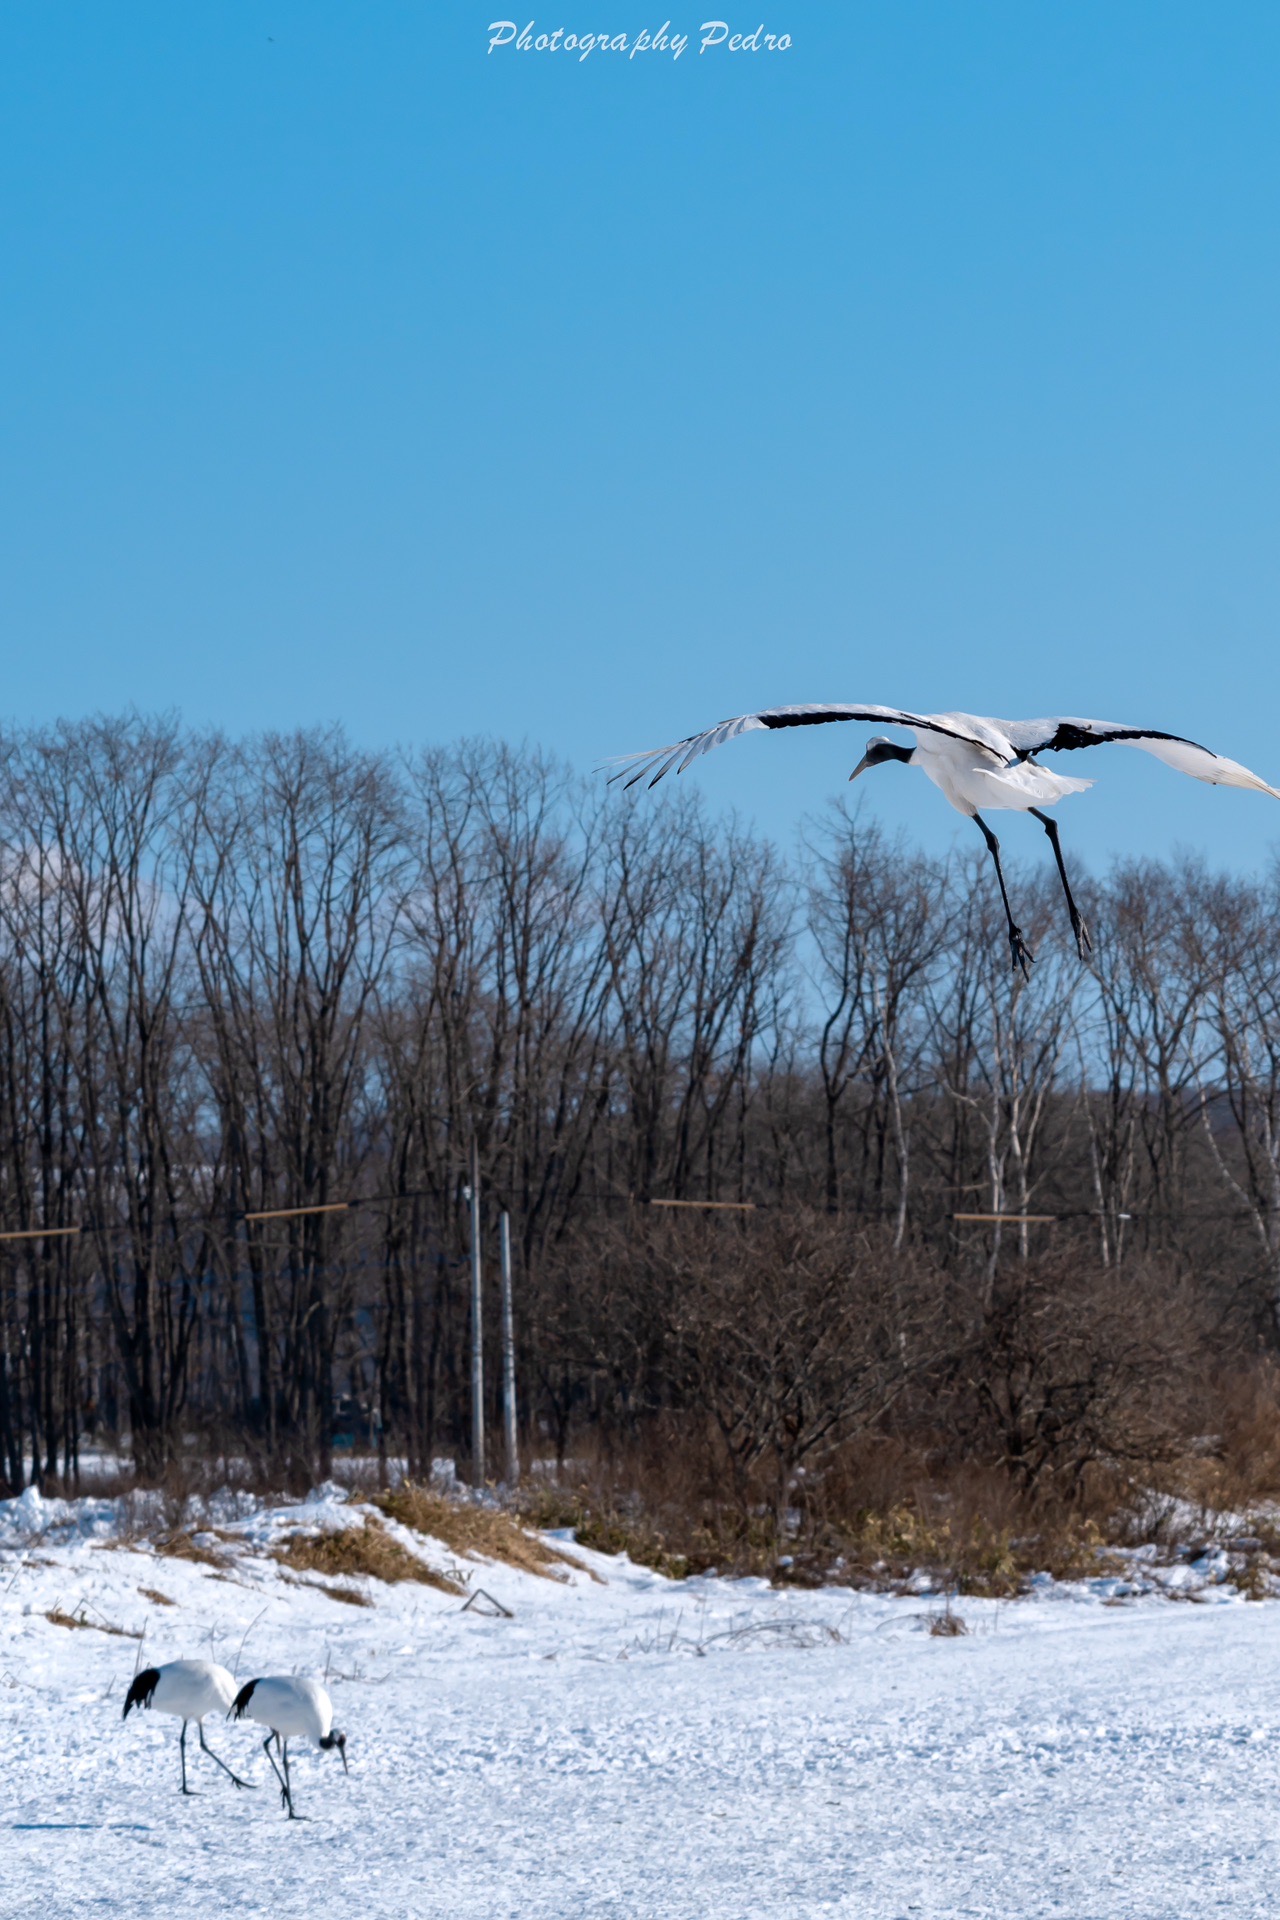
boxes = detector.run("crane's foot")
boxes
[228,1773,255,1790]
[1008,927,1034,978]
[1072,915,1093,962]
[199,1730,257,1790]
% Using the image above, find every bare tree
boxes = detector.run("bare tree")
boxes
[1196,864,1280,1327]
[804,807,943,1234]
[186,728,407,1476]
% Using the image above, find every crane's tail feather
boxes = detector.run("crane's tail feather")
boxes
[122,1668,160,1720]
[229,1678,259,1721]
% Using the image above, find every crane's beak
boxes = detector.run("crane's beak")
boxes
[849,753,872,783]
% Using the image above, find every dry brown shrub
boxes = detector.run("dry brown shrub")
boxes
[517,1436,783,1582]
[949,1252,1205,1497]
[785,1432,1129,1594]
[803,1494,1112,1595]
[532,1408,921,1582]
[516,1415,1135,1597]
[1110,1358,1280,1541]
[137,1587,176,1606]
[524,1494,707,1581]
[575,1212,927,1534]
[1182,1362,1280,1511]
[375,1484,591,1581]
[1227,1555,1273,1601]
[273,1517,462,1595]
[86,1447,312,1507]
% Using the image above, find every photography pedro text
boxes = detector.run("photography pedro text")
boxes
[487,20,792,60]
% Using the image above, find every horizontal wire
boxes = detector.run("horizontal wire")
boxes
[0,1187,1266,1243]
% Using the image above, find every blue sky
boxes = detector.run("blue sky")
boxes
[3,2,1279,873]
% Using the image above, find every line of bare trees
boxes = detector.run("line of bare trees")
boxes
[0,715,1277,1496]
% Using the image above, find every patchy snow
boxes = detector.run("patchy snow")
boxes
[4,1491,1280,1916]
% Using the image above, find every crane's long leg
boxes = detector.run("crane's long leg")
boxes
[198,1720,255,1790]
[263,1731,289,1810]
[179,1720,196,1795]
[973,814,1033,978]
[281,1739,303,1821]
[1028,807,1091,961]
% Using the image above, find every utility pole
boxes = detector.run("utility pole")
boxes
[469,1134,485,1488]
[499,1210,518,1487]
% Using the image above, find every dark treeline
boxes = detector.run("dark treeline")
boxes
[2,714,1278,1497]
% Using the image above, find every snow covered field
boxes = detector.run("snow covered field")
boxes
[5,1486,1280,1918]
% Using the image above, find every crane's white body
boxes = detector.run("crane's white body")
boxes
[906,727,1093,818]
[230,1673,347,1818]
[232,1675,334,1744]
[122,1659,252,1794]
[127,1659,237,1722]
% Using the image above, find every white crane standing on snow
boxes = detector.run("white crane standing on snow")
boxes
[610,704,1280,975]
[122,1659,254,1795]
[229,1675,348,1820]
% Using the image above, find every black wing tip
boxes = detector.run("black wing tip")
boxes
[123,1668,160,1719]
[229,1677,259,1720]
[1045,721,1210,756]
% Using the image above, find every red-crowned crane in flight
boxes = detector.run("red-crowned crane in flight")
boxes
[609,704,1280,976]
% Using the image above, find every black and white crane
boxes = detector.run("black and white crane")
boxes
[122,1658,254,1795]
[229,1675,347,1820]
[610,704,1280,975]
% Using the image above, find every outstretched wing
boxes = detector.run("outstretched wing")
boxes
[605,703,992,791]
[1000,717,1280,799]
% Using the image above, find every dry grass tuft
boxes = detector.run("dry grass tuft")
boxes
[45,1604,140,1637]
[152,1530,229,1569]
[278,1570,375,1607]
[315,1581,374,1607]
[45,1606,98,1631]
[375,1484,592,1581]
[273,1517,463,1596]
[927,1603,968,1637]
[137,1586,176,1606]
